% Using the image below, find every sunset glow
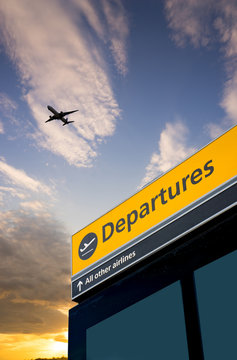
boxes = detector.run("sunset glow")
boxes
[0,332,67,360]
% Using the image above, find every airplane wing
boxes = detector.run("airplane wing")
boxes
[61,110,78,116]
[45,118,55,123]
[62,120,74,126]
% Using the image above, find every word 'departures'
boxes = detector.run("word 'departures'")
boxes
[102,160,214,242]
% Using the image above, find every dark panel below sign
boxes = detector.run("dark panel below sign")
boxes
[72,183,237,301]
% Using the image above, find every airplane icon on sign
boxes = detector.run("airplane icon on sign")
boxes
[80,237,96,256]
[78,233,98,260]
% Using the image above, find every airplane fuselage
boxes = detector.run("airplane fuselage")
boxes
[47,106,64,119]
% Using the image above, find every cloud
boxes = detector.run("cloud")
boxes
[0,210,70,334]
[20,200,47,212]
[0,158,52,195]
[139,121,195,188]
[102,0,129,75]
[221,72,237,123]
[0,120,4,133]
[0,92,18,128]
[0,0,129,167]
[72,0,129,75]
[0,159,55,217]
[0,185,26,199]
[164,0,237,135]
[0,92,17,112]
[54,334,68,343]
[204,122,226,139]
[164,0,216,48]
[0,299,67,334]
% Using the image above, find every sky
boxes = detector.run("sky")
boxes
[0,0,237,359]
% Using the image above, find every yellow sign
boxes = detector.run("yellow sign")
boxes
[72,126,237,276]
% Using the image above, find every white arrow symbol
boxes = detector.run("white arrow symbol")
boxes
[77,280,83,292]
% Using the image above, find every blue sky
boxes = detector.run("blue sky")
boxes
[0,0,237,359]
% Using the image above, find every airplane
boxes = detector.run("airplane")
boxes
[46,105,78,126]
